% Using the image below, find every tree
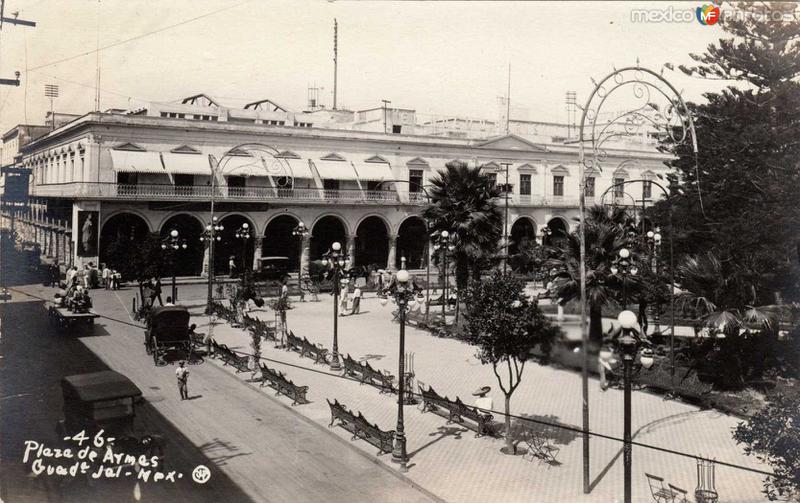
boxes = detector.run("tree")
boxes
[423,161,503,296]
[545,206,632,346]
[464,271,561,454]
[105,232,165,284]
[733,392,800,501]
[652,1,800,306]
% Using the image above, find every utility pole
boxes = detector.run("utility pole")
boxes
[333,19,338,110]
[45,84,58,130]
[505,63,511,134]
[0,5,36,86]
[381,99,391,134]
[500,162,512,273]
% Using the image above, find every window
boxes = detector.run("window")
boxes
[519,174,531,195]
[486,172,497,188]
[613,178,625,198]
[585,177,595,197]
[409,169,423,192]
[323,179,340,191]
[643,181,652,199]
[392,125,402,134]
[70,156,75,181]
[553,175,564,196]
[227,176,246,188]
[117,172,138,185]
[366,181,381,191]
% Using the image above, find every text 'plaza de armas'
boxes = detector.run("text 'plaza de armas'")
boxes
[0,92,670,277]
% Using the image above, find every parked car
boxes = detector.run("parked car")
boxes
[255,256,290,282]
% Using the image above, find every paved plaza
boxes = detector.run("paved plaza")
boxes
[8,281,767,503]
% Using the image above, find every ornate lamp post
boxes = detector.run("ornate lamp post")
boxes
[646,228,662,332]
[379,258,422,473]
[234,222,251,274]
[615,309,655,503]
[321,241,349,371]
[292,222,310,299]
[432,230,455,318]
[201,217,224,313]
[161,229,187,301]
[610,247,638,307]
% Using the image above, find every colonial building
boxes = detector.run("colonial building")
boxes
[3,95,671,276]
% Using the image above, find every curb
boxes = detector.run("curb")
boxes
[201,351,448,503]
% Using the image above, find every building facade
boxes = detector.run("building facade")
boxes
[3,97,671,276]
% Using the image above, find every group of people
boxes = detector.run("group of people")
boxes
[338,280,363,316]
[55,262,121,290]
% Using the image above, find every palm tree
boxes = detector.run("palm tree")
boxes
[423,161,503,296]
[544,206,632,346]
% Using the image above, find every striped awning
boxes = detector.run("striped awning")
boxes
[312,160,359,180]
[110,150,164,173]
[162,152,212,175]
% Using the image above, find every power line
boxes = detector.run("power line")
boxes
[27,0,251,72]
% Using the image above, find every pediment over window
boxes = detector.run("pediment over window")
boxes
[613,168,630,178]
[474,134,548,152]
[480,161,500,170]
[170,145,201,154]
[365,155,389,164]
[551,165,570,175]
[517,163,538,172]
[321,152,346,161]
[585,167,601,176]
[112,142,145,151]
[227,146,252,157]
[406,157,429,167]
[641,170,656,180]
[276,150,301,159]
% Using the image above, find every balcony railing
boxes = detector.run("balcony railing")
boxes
[29,182,583,208]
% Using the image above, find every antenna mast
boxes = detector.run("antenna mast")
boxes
[505,63,511,134]
[333,19,338,110]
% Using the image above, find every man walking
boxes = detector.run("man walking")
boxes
[175,361,189,400]
[351,284,362,315]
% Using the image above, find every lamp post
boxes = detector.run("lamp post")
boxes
[616,309,655,503]
[201,217,224,312]
[610,247,638,307]
[321,241,348,371]
[379,258,421,473]
[292,222,309,299]
[161,229,187,301]
[234,222,251,274]
[432,230,454,318]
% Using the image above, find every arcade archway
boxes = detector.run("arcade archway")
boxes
[509,218,537,256]
[215,215,256,275]
[311,215,347,259]
[263,215,301,271]
[160,214,204,276]
[396,217,427,269]
[355,216,389,268]
[99,213,150,267]
[544,217,569,246]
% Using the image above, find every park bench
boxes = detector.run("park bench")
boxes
[214,342,250,373]
[341,354,395,393]
[327,399,394,455]
[258,363,309,405]
[419,384,493,437]
[285,331,303,352]
[298,337,329,365]
[243,314,277,342]
[391,310,445,329]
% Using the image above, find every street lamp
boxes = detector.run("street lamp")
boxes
[161,229,187,301]
[615,309,654,503]
[292,222,310,300]
[201,217,224,313]
[379,258,422,473]
[610,248,638,307]
[321,241,349,371]
[234,222,251,276]
[646,228,663,332]
[432,230,455,319]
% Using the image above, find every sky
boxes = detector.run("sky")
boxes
[0,1,734,134]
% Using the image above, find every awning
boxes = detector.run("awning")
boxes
[312,160,359,180]
[275,157,314,179]
[110,150,164,173]
[162,152,213,175]
[352,161,394,181]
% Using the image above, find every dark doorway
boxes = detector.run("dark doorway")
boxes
[355,217,389,268]
[396,217,427,269]
[160,214,204,276]
[544,218,569,246]
[311,216,347,260]
[99,213,149,266]
[509,218,536,256]
[215,215,256,275]
[263,215,300,271]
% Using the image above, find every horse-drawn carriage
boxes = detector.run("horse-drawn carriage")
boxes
[144,306,192,365]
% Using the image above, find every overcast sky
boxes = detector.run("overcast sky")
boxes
[0,1,732,133]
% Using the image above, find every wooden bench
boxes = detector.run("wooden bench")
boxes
[327,399,395,455]
[285,331,303,352]
[419,384,493,437]
[391,310,445,329]
[341,354,395,393]
[242,314,277,342]
[298,337,329,365]
[214,342,250,373]
[258,363,308,405]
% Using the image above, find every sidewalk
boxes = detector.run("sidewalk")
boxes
[180,289,769,503]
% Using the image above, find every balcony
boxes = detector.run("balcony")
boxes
[29,182,403,205]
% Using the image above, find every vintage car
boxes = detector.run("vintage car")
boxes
[58,370,143,437]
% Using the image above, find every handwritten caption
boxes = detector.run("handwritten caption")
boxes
[22,429,207,484]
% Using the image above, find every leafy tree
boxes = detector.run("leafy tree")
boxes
[545,206,632,346]
[733,392,800,501]
[653,1,800,306]
[105,232,165,284]
[464,271,561,454]
[423,161,503,296]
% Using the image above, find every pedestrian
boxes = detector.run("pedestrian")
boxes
[204,315,216,356]
[598,347,614,392]
[339,279,349,316]
[102,264,111,289]
[228,256,237,278]
[49,261,60,287]
[175,361,189,400]
[111,270,120,290]
[66,266,77,286]
[164,296,175,306]
[473,386,493,411]
[149,276,163,307]
[351,284,362,315]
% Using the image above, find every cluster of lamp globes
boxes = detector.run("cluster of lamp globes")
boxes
[432,230,455,252]
[234,223,250,240]
[610,248,638,276]
[161,229,188,250]
[292,222,309,237]
[647,229,663,245]
[200,217,224,242]
[615,309,655,369]
[320,241,347,268]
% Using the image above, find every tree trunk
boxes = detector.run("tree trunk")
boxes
[589,302,603,347]
[504,394,513,454]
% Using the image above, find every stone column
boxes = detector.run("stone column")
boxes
[346,235,356,266]
[300,235,311,276]
[201,239,211,278]
[252,236,263,271]
[387,235,398,271]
